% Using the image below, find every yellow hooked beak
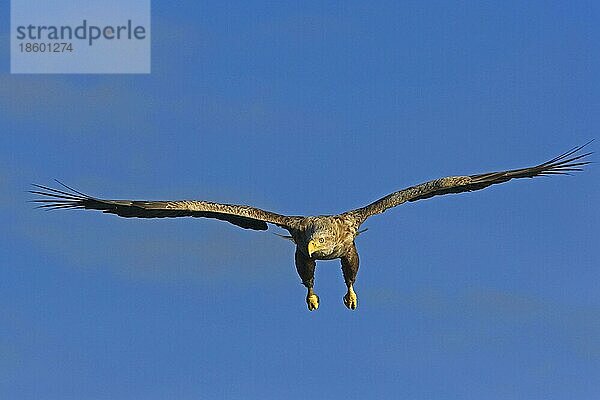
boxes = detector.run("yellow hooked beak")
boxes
[307,240,318,258]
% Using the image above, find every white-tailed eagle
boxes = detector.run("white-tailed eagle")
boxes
[32,143,591,310]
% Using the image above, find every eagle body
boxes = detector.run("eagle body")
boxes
[31,143,591,311]
[290,215,359,260]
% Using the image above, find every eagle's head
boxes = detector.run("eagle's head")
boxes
[306,222,337,259]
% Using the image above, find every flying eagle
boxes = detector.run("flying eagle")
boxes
[32,143,591,311]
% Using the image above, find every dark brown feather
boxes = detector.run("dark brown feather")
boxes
[30,183,299,231]
[349,141,592,223]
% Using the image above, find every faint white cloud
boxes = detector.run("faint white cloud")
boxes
[461,287,543,317]
[15,209,293,285]
[364,284,600,359]
[0,74,155,135]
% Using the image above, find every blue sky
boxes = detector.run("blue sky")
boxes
[1,1,599,399]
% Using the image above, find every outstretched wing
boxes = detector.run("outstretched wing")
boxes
[348,142,592,224]
[30,182,301,231]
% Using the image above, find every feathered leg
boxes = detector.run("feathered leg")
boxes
[341,244,359,310]
[295,248,319,311]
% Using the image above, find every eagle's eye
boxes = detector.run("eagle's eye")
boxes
[318,237,325,243]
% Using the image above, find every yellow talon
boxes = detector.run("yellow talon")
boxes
[306,293,320,311]
[343,287,358,310]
